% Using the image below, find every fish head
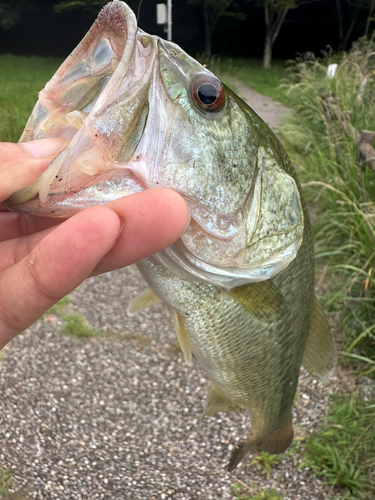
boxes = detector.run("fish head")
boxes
[5,0,304,289]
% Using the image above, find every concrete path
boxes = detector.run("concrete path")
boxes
[235,81,290,133]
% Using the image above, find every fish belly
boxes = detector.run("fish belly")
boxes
[136,228,314,451]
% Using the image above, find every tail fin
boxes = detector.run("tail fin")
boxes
[227,416,294,471]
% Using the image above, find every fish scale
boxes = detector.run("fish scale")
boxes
[138,222,311,439]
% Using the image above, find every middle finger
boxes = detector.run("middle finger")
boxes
[0,212,63,243]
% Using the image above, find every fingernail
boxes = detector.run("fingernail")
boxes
[21,138,68,159]
[117,220,124,239]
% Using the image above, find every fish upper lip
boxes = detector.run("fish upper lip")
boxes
[6,1,157,212]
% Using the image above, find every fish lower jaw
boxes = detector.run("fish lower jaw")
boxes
[155,236,301,290]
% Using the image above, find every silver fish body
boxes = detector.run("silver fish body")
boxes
[6,0,336,469]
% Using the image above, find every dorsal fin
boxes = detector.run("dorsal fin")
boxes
[127,288,161,316]
[302,295,337,383]
[227,280,285,322]
[170,309,192,365]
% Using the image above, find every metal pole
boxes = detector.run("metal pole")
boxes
[167,0,172,41]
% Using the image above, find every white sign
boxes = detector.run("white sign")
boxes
[157,4,167,25]
[326,63,338,79]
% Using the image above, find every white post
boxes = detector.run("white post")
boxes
[167,0,172,41]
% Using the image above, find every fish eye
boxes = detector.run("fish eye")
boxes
[191,75,225,113]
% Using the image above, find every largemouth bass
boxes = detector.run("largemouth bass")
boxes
[5,0,336,469]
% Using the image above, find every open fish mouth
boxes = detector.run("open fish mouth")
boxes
[5,0,305,289]
[6,1,155,214]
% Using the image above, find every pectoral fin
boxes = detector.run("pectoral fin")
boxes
[170,309,192,365]
[227,280,285,322]
[203,381,239,417]
[302,296,337,383]
[127,288,161,316]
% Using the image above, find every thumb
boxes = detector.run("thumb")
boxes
[0,138,67,202]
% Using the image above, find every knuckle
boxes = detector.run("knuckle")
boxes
[19,214,39,237]
[24,251,61,303]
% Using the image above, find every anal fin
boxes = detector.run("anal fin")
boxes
[127,288,161,316]
[227,281,285,322]
[170,309,192,365]
[302,295,337,383]
[203,380,239,417]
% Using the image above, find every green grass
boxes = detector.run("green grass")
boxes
[0,469,13,496]
[44,296,150,342]
[43,295,71,318]
[248,451,282,479]
[43,295,98,338]
[274,41,375,493]
[278,39,375,371]
[232,483,284,500]
[0,54,61,142]
[60,313,99,338]
[302,393,375,499]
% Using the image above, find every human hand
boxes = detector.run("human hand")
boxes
[0,139,189,349]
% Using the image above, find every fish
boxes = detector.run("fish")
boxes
[5,0,336,469]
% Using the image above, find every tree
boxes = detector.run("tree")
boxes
[328,0,375,52]
[364,0,375,35]
[0,0,36,30]
[0,0,106,31]
[53,0,107,14]
[261,0,291,69]
[258,0,319,69]
[188,0,246,57]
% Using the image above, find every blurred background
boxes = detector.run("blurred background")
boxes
[0,0,373,62]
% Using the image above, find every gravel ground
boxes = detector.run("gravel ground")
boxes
[0,88,341,500]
